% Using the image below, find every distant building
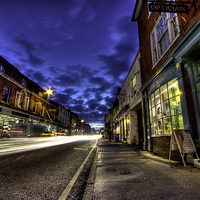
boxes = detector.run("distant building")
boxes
[70,112,79,135]
[50,100,71,135]
[106,51,145,148]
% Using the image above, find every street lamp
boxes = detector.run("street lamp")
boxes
[46,87,53,99]
[81,119,84,134]
[45,87,56,122]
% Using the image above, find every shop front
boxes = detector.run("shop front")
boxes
[141,61,193,161]
[0,106,57,137]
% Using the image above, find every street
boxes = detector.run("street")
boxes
[0,136,99,199]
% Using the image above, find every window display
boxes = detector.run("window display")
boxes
[149,78,184,135]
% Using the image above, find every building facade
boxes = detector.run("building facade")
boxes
[0,56,57,136]
[50,100,71,135]
[114,51,146,147]
[132,0,200,161]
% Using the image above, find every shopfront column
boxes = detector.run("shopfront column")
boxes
[130,110,138,144]
[183,59,200,143]
[175,61,192,132]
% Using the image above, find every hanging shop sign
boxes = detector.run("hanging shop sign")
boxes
[149,3,188,13]
[117,94,125,100]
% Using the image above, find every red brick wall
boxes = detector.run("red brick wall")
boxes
[0,56,49,119]
[152,136,182,161]
[137,1,200,144]
[137,1,200,85]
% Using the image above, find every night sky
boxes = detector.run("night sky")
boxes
[0,0,139,128]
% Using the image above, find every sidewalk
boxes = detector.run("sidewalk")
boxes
[83,138,200,200]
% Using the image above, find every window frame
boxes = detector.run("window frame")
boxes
[2,84,11,103]
[131,74,137,97]
[33,100,38,113]
[150,12,180,68]
[149,78,184,136]
[22,78,27,87]
[0,63,5,73]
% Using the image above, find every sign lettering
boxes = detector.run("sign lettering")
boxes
[149,3,188,13]
[148,67,176,95]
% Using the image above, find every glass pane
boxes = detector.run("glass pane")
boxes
[156,104,162,119]
[155,89,160,105]
[149,109,152,122]
[168,79,179,98]
[170,96,182,115]
[151,94,155,107]
[163,117,172,134]
[2,93,8,102]
[149,96,152,109]
[153,121,158,135]
[151,123,154,135]
[152,107,156,121]
[172,115,184,130]
[157,119,164,135]
[160,84,168,102]
[161,100,170,117]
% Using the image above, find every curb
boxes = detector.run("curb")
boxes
[82,146,98,200]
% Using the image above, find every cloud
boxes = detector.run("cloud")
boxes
[16,37,46,66]
[97,105,108,113]
[96,54,129,80]
[24,69,48,84]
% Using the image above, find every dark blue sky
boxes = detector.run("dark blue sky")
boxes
[0,0,139,128]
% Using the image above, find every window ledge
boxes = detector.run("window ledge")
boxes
[152,33,180,70]
[151,134,171,137]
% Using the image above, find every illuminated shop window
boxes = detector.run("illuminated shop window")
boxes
[149,78,184,135]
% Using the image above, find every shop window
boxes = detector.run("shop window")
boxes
[2,85,10,103]
[149,78,184,136]
[150,12,179,66]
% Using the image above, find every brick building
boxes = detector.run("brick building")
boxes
[132,0,200,162]
[0,55,57,136]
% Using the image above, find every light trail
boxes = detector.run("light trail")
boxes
[0,135,101,156]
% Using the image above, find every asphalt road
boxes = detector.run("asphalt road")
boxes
[0,136,98,199]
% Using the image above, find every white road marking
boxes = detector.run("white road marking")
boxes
[59,143,97,200]
[11,155,24,162]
